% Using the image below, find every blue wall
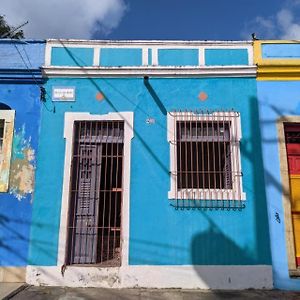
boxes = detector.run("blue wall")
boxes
[30,76,271,267]
[257,81,300,290]
[100,48,143,66]
[49,46,250,67]
[0,40,44,266]
[205,49,248,66]
[158,49,198,66]
[51,47,94,67]
[262,44,300,58]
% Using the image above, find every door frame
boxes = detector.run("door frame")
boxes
[277,116,300,275]
[57,112,134,267]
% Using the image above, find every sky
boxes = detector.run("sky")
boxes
[2,0,300,40]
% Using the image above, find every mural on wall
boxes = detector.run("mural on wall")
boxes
[9,125,35,201]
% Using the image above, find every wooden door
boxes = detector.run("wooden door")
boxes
[72,144,102,264]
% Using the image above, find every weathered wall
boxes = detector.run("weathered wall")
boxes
[258,81,300,290]
[30,76,271,268]
[0,84,41,266]
[0,40,44,271]
[255,41,300,290]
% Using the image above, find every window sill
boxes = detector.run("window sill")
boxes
[168,189,246,201]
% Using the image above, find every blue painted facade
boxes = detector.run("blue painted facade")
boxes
[49,44,250,67]
[0,40,44,267]
[262,44,300,58]
[256,42,300,290]
[205,49,248,66]
[100,48,143,66]
[51,47,94,67]
[258,81,300,290]
[158,49,198,66]
[29,42,271,276]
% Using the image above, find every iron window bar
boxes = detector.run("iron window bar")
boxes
[66,120,124,266]
[0,119,4,153]
[168,110,245,210]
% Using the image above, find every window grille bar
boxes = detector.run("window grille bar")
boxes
[169,110,245,210]
[67,120,124,266]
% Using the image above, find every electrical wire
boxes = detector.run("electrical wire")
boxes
[13,42,56,113]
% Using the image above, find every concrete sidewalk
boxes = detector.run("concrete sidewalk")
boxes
[9,286,300,300]
[0,283,26,299]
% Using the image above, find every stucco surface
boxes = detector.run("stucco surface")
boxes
[30,77,271,269]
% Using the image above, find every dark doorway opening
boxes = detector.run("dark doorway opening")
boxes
[66,120,124,266]
[284,123,300,267]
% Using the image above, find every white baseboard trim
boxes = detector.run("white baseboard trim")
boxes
[26,265,273,289]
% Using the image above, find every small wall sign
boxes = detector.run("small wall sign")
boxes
[52,87,76,101]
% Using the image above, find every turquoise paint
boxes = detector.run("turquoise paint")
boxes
[158,49,198,66]
[257,81,300,290]
[148,49,152,65]
[100,48,142,67]
[12,125,27,160]
[51,47,94,67]
[205,49,248,66]
[30,77,271,267]
[262,44,300,58]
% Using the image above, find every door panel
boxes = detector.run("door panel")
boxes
[73,144,101,264]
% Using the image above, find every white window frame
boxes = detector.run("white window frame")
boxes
[0,110,15,193]
[167,111,246,201]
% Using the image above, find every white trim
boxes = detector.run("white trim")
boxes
[46,39,253,47]
[0,110,15,124]
[167,111,246,201]
[57,112,134,267]
[44,42,52,66]
[199,47,205,66]
[0,110,15,192]
[152,47,158,66]
[42,65,256,78]
[93,46,100,66]
[247,46,254,65]
[142,48,148,66]
[45,40,254,69]
[26,265,272,289]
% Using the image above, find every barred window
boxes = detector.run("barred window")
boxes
[168,111,245,205]
[0,119,4,153]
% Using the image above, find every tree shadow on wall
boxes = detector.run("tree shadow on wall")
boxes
[191,215,255,266]
[0,212,59,283]
[53,43,277,290]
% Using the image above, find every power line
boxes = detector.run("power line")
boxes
[0,21,28,39]
[13,43,56,113]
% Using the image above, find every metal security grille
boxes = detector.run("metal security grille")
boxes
[0,120,4,152]
[285,123,300,144]
[169,110,244,210]
[67,120,124,266]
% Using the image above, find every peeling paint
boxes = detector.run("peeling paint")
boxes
[9,125,35,201]
[0,110,15,192]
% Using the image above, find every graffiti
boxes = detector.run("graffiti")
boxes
[146,118,155,124]
[9,125,35,201]
[275,212,281,223]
